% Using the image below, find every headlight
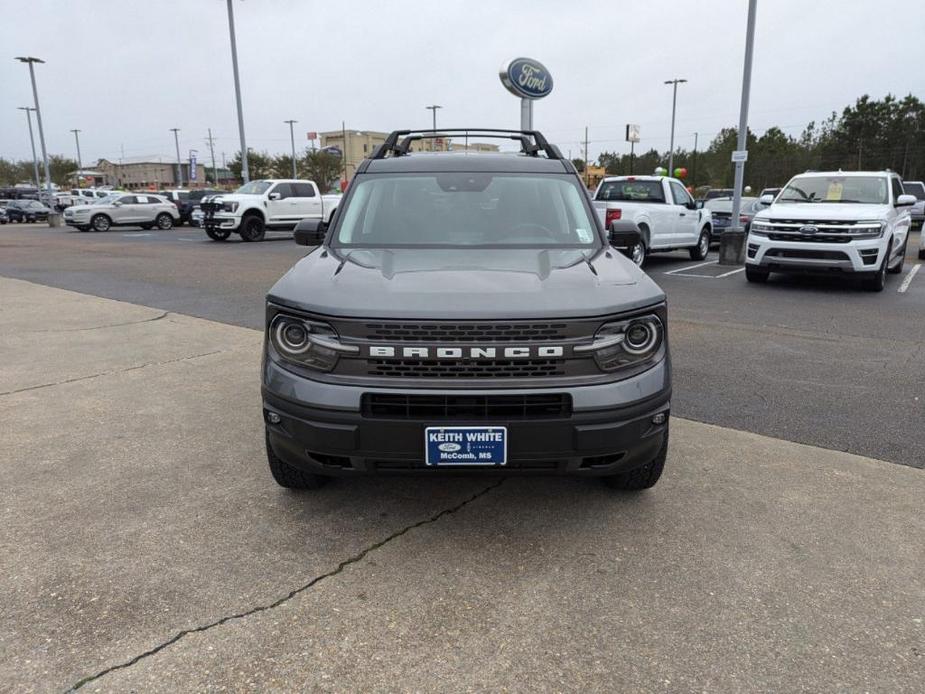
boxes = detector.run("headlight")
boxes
[223,201,239,213]
[269,314,352,372]
[577,314,664,372]
[750,221,772,235]
[846,222,884,238]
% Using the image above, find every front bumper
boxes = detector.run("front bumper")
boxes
[203,213,240,231]
[262,358,671,477]
[746,233,884,274]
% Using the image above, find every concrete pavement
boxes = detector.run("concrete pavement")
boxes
[1,277,922,692]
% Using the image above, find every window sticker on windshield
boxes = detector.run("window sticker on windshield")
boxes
[576,228,593,243]
[825,180,844,201]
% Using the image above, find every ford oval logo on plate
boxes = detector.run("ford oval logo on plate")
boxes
[438,442,461,452]
[500,57,554,100]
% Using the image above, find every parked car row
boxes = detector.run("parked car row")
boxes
[0,198,51,222]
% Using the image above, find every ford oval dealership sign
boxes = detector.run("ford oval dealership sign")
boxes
[500,57,553,100]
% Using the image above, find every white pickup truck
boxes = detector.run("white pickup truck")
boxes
[200,179,341,242]
[746,170,914,291]
[591,175,713,266]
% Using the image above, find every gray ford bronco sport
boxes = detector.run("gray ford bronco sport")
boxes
[262,129,671,491]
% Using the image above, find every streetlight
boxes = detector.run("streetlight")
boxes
[719,0,758,266]
[425,104,442,150]
[225,0,249,182]
[17,107,40,190]
[170,128,182,187]
[70,129,83,189]
[284,119,298,178]
[15,57,52,199]
[664,78,687,176]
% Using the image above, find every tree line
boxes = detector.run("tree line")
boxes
[590,94,925,190]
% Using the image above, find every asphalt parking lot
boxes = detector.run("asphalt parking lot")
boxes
[1,222,923,691]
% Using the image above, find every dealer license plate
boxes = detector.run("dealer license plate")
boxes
[425,426,507,466]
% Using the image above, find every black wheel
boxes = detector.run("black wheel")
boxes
[206,227,232,241]
[628,226,648,267]
[239,214,266,242]
[887,238,906,274]
[918,248,925,261]
[155,213,174,230]
[863,240,890,292]
[91,214,111,232]
[604,430,668,491]
[745,266,769,283]
[689,229,710,260]
[266,429,328,490]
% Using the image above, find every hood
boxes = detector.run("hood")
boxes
[756,202,892,221]
[268,248,665,320]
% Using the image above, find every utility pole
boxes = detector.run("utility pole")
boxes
[15,57,52,199]
[425,105,442,151]
[206,129,218,185]
[70,129,83,189]
[17,107,40,190]
[692,132,699,187]
[719,0,758,265]
[170,128,182,187]
[584,126,590,188]
[664,78,687,176]
[284,120,298,178]
[341,121,348,186]
[225,0,249,182]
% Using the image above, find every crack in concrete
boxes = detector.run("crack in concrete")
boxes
[23,311,170,333]
[0,350,224,397]
[66,478,506,691]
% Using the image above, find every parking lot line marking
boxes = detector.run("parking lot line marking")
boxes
[898,263,921,293]
[715,267,747,278]
[122,233,152,237]
[177,238,198,241]
[664,260,718,276]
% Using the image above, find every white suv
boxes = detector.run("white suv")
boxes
[63,193,180,232]
[746,171,915,291]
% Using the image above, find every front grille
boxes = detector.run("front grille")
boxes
[768,233,851,244]
[362,393,572,419]
[364,322,570,342]
[367,358,565,378]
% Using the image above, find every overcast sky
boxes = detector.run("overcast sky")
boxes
[2,0,923,168]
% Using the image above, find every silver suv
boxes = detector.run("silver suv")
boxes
[63,193,180,232]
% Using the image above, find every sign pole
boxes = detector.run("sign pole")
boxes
[520,98,533,131]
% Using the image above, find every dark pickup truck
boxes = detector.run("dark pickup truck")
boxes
[261,128,671,492]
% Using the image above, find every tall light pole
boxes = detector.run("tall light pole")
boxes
[17,107,40,190]
[664,78,687,176]
[284,119,298,178]
[15,57,52,198]
[170,128,182,187]
[425,105,442,150]
[70,129,83,189]
[719,0,758,266]
[226,0,249,182]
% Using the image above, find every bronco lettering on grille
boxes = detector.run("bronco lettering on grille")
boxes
[367,345,566,359]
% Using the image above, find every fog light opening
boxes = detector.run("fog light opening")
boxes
[651,412,667,425]
[265,411,281,425]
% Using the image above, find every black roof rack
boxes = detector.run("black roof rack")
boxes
[370,128,564,160]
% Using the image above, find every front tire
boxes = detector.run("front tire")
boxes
[745,265,769,283]
[604,430,668,491]
[91,214,111,232]
[266,429,329,490]
[863,240,890,292]
[155,213,174,230]
[206,228,232,241]
[689,229,710,260]
[918,247,925,260]
[887,238,906,274]
[239,214,266,242]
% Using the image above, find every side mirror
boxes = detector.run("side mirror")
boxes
[695,200,704,209]
[268,192,281,201]
[608,219,641,252]
[896,194,916,207]
[759,194,774,205]
[686,200,697,210]
[293,218,326,246]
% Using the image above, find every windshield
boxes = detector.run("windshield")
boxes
[334,173,600,248]
[596,179,665,203]
[235,181,272,195]
[903,182,925,199]
[778,176,889,204]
